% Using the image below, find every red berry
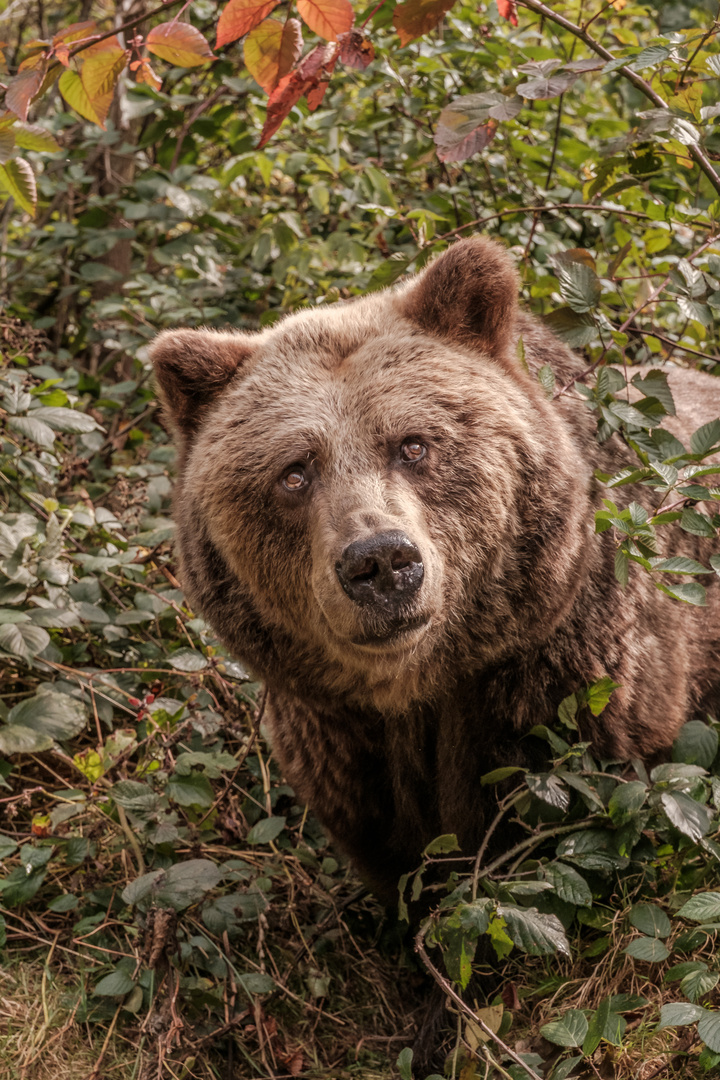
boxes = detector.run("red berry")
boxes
[128,697,140,707]
[145,693,155,704]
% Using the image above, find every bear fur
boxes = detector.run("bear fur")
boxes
[150,237,720,901]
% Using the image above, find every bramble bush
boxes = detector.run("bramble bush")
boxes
[2,0,720,1077]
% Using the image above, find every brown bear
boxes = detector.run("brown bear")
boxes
[150,237,720,901]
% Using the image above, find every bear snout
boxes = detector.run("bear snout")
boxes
[336,530,424,609]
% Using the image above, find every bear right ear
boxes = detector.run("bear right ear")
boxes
[150,328,255,441]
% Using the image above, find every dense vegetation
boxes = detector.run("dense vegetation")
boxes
[2,0,720,1077]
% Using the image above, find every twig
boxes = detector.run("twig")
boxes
[516,0,720,196]
[414,924,543,1080]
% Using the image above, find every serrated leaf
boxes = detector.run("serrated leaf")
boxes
[8,690,88,741]
[583,997,626,1054]
[246,815,286,844]
[683,968,719,1003]
[691,419,720,456]
[608,780,647,824]
[654,556,710,575]
[657,1001,705,1028]
[496,904,570,956]
[7,414,55,448]
[244,18,302,93]
[544,862,592,907]
[552,255,601,313]
[541,1010,588,1048]
[0,158,36,216]
[297,0,353,40]
[584,677,621,716]
[661,792,713,841]
[58,68,106,127]
[0,129,15,163]
[146,22,215,66]
[673,721,719,769]
[543,307,597,347]
[698,1013,720,1052]
[217,0,282,47]
[81,46,127,106]
[678,892,720,922]
[629,903,671,939]
[122,859,220,911]
[13,122,60,152]
[526,772,570,810]
[518,72,578,100]
[0,621,50,662]
[625,935,670,962]
[0,724,53,754]
[394,0,457,46]
[632,371,676,416]
[5,69,43,122]
[168,647,207,671]
[31,406,98,433]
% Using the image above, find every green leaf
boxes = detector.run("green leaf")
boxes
[660,792,713,841]
[673,722,719,769]
[397,1047,414,1080]
[6,415,56,448]
[31,406,98,434]
[122,859,221,912]
[680,509,716,538]
[168,647,208,671]
[582,997,626,1055]
[542,307,597,347]
[526,773,570,810]
[655,580,707,606]
[13,122,61,153]
[544,863,592,907]
[0,724,53,755]
[624,935,670,962]
[541,1010,588,1048]
[0,622,50,662]
[584,677,621,716]
[237,972,275,995]
[698,1013,720,1053]
[246,815,286,845]
[653,557,711,575]
[8,690,88,741]
[682,968,719,1003]
[657,1001,705,1029]
[549,1056,583,1080]
[678,892,720,922]
[93,969,135,997]
[690,419,720,456]
[496,904,570,956]
[551,253,601,313]
[628,903,671,939]
[0,158,36,216]
[423,833,460,856]
[480,766,526,785]
[165,771,214,808]
[537,364,556,397]
[608,781,647,824]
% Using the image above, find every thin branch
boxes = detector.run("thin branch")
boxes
[414,924,544,1080]
[516,0,720,197]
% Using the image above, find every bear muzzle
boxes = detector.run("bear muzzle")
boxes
[335,530,425,615]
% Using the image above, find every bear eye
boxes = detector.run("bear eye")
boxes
[282,466,309,491]
[400,439,426,463]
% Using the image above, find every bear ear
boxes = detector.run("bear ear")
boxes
[395,237,519,361]
[150,328,255,441]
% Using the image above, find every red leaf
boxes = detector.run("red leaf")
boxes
[244,17,303,93]
[497,0,519,26]
[146,22,215,66]
[500,982,521,1010]
[53,20,97,45]
[258,42,337,146]
[296,0,353,41]
[434,116,497,163]
[5,69,43,121]
[216,0,282,48]
[338,29,374,70]
[393,0,458,46]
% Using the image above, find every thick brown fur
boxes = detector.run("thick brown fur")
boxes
[150,237,720,902]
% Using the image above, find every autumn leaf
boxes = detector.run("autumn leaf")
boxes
[244,18,302,94]
[435,117,497,163]
[0,129,14,163]
[393,0,458,46]
[58,67,108,127]
[296,0,354,41]
[134,59,162,91]
[53,20,97,45]
[216,0,282,48]
[0,157,37,215]
[81,46,128,103]
[497,0,519,26]
[5,69,44,121]
[259,42,338,147]
[146,22,215,67]
[338,29,374,70]
[13,122,60,153]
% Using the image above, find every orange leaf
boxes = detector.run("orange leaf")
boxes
[53,20,97,45]
[338,29,374,70]
[216,0,282,48]
[393,0,458,46]
[5,69,43,121]
[54,43,70,66]
[82,34,122,57]
[497,0,518,26]
[146,21,215,67]
[81,45,127,102]
[58,67,109,127]
[296,0,353,41]
[244,18,302,93]
[258,42,337,146]
[136,61,162,91]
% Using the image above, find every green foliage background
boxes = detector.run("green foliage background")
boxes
[3,0,720,1077]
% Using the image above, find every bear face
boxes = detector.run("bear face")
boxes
[151,239,592,714]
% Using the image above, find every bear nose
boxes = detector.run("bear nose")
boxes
[336,531,424,607]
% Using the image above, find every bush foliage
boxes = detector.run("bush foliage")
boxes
[2,0,720,1077]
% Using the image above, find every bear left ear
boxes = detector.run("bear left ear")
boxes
[394,237,519,361]
[150,328,255,442]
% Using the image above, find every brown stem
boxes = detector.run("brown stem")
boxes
[516,0,720,197]
[67,0,186,60]
[414,924,544,1080]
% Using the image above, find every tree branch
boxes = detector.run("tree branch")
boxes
[517,0,720,197]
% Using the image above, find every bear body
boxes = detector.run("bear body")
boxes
[151,238,720,900]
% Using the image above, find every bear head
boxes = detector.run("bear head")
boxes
[150,238,592,713]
